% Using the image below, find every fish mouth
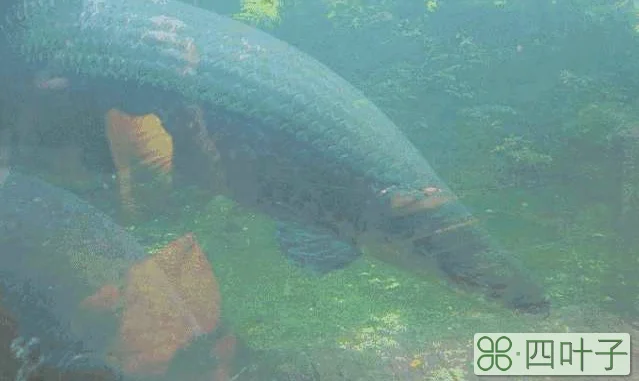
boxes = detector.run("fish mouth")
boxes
[433,245,551,316]
[484,272,551,316]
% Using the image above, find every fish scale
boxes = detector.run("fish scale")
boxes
[0,171,232,379]
[2,0,550,314]
[7,0,443,190]
[0,172,143,376]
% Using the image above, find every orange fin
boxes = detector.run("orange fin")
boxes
[149,233,221,333]
[80,284,121,311]
[105,109,173,217]
[116,233,221,375]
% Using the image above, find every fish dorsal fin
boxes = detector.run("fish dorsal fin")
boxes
[105,109,173,173]
[132,113,173,173]
[117,233,220,375]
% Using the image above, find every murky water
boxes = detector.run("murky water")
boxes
[1,0,638,380]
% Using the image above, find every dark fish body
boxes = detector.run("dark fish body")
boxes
[0,170,230,380]
[5,0,434,188]
[0,171,145,375]
[3,0,548,313]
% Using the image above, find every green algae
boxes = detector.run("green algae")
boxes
[123,182,626,349]
[105,175,636,380]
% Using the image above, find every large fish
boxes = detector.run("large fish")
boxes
[1,0,549,313]
[0,169,237,380]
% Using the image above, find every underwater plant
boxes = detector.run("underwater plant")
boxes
[491,135,553,186]
[234,0,282,26]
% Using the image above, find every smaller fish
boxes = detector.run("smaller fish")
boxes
[0,169,238,380]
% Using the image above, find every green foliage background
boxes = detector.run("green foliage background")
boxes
[186,0,638,177]
[175,0,638,220]
[157,1,639,378]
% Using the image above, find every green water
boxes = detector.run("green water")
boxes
[3,0,639,379]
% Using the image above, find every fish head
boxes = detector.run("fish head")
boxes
[432,242,551,316]
[373,184,550,316]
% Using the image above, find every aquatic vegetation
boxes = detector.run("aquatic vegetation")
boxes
[234,0,281,26]
[491,135,552,168]
[323,0,396,29]
[338,312,407,354]
[3,0,639,378]
[425,0,438,13]
[570,102,636,141]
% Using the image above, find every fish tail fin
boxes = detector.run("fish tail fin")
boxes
[114,232,221,375]
[105,108,173,220]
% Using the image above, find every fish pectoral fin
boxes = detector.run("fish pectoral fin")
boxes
[276,220,362,274]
